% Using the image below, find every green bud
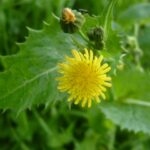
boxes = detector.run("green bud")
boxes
[87,27,104,41]
[60,8,85,33]
[87,26,105,50]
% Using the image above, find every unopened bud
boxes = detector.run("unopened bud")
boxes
[87,26,105,50]
[60,8,85,33]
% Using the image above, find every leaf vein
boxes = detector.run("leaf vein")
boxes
[0,67,57,100]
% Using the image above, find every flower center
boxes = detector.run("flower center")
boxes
[69,62,99,94]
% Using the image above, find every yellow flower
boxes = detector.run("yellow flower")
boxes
[57,49,112,108]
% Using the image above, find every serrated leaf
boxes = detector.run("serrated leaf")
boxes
[100,102,150,134]
[100,69,150,134]
[0,19,78,112]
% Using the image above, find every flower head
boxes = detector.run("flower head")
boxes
[62,8,76,24]
[57,49,112,108]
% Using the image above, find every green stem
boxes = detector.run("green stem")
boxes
[134,23,139,38]
[133,24,143,71]
[125,99,150,107]
[79,30,89,43]
[103,0,118,41]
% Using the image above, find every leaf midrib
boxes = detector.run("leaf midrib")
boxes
[0,67,57,100]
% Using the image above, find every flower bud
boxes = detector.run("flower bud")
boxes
[60,8,85,33]
[87,26,105,50]
[87,27,104,42]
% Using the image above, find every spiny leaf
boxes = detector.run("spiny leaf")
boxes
[100,101,150,134]
[100,69,150,134]
[0,18,78,112]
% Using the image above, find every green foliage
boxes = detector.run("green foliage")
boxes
[118,3,150,25]
[112,69,150,101]
[100,102,150,134]
[139,25,150,68]
[100,68,150,134]
[0,0,150,149]
[0,20,79,112]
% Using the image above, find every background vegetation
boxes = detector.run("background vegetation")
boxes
[0,0,150,150]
